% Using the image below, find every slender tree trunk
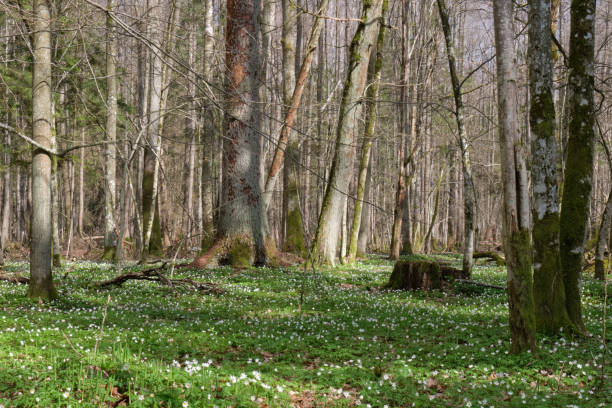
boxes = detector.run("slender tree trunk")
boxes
[493,0,537,353]
[183,21,197,245]
[560,0,597,333]
[142,0,164,258]
[29,0,57,299]
[78,127,84,237]
[437,0,476,277]
[528,0,573,334]
[311,0,384,266]
[357,158,372,255]
[200,0,215,251]
[595,186,612,280]
[103,0,118,261]
[1,132,10,252]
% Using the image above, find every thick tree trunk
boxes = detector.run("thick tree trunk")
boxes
[437,0,476,277]
[348,3,386,263]
[311,0,384,266]
[103,0,118,261]
[560,0,596,332]
[192,0,270,268]
[493,0,537,353]
[528,0,572,334]
[29,0,57,300]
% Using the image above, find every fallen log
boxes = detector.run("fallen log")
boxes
[0,272,29,284]
[95,264,222,294]
[473,251,505,266]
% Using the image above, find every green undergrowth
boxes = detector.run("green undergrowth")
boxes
[0,256,610,407]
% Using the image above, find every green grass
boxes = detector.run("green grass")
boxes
[0,256,610,407]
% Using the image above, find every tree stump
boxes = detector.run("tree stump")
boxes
[385,258,468,291]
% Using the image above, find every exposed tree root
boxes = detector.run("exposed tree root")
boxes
[0,271,29,284]
[95,264,222,294]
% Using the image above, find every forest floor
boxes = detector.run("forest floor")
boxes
[0,255,610,407]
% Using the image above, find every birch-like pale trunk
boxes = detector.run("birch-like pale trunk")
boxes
[183,21,197,245]
[310,0,383,266]
[493,0,537,353]
[200,0,215,251]
[437,0,476,277]
[560,0,597,333]
[29,0,57,299]
[528,0,572,334]
[103,0,118,261]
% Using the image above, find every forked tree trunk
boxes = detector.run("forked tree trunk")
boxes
[348,2,386,264]
[493,0,537,353]
[528,0,572,334]
[103,0,118,261]
[560,0,596,333]
[310,0,384,266]
[192,0,270,268]
[29,0,57,300]
[437,0,476,277]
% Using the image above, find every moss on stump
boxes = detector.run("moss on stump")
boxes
[385,259,443,291]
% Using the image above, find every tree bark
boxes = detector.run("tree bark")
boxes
[311,0,384,266]
[528,0,572,334]
[437,0,476,277]
[29,0,57,300]
[560,0,596,333]
[102,0,118,261]
[192,0,270,268]
[493,0,537,353]
[595,186,612,280]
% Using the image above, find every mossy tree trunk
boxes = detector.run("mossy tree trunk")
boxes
[192,0,270,268]
[29,0,57,300]
[348,1,387,264]
[559,0,596,333]
[437,0,476,277]
[493,0,536,353]
[310,0,384,266]
[102,0,118,262]
[528,0,572,334]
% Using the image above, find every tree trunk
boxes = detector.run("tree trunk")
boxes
[192,0,270,268]
[560,0,596,333]
[357,158,372,256]
[183,21,197,245]
[437,0,476,277]
[200,0,215,251]
[311,0,384,266]
[1,132,10,252]
[595,186,612,280]
[347,3,386,263]
[493,0,537,353]
[528,0,572,334]
[103,0,118,261]
[142,0,164,258]
[29,0,57,300]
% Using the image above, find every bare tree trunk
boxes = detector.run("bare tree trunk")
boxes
[357,158,372,255]
[528,0,572,334]
[183,20,197,245]
[348,3,386,263]
[560,0,597,333]
[311,0,384,266]
[595,185,612,280]
[103,0,118,261]
[437,0,476,277]
[200,0,215,251]
[50,89,61,267]
[142,0,164,258]
[1,132,10,252]
[78,127,85,237]
[493,0,537,353]
[29,0,57,299]
[192,0,270,268]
